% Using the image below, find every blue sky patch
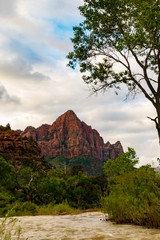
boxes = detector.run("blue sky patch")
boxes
[9,38,42,63]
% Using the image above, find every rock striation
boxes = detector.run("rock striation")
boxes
[0,125,48,170]
[20,110,123,162]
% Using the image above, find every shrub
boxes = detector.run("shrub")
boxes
[37,201,75,215]
[103,168,160,228]
[10,201,38,216]
[52,201,74,214]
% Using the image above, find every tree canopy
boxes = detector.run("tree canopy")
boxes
[103,147,139,177]
[67,0,160,142]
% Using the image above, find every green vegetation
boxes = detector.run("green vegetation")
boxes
[1,147,160,229]
[37,201,77,215]
[67,0,160,143]
[103,148,160,228]
[47,155,104,176]
[0,156,105,218]
[103,148,139,177]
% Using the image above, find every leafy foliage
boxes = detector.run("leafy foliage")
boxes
[103,147,138,177]
[47,155,104,176]
[103,148,160,228]
[0,157,15,188]
[0,157,105,217]
[1,145,160,229]
[67,0,160,141]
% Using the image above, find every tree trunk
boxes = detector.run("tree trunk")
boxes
[157,113,160,145]
[155,106,160,145]
[148,105,160,145]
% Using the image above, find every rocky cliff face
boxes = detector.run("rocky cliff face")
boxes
[0,125,48,169]
[21,110,123,163]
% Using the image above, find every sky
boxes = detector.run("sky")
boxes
[0,0,159,166]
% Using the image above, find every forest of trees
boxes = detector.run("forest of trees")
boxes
[0,155,107,216]
[0,148,160,228]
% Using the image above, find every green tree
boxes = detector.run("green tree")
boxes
[102,148,160,227]
[104,167,160,227]
[67,0,160,143]
[66,175,102,208]
[0,158,16,215]
[15,167,41,202]
[0,157,15,189]
[103,148,139,177]
[36,177,67,204]
[71,165,84,176]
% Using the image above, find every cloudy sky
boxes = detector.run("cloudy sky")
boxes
[0,0,159,166]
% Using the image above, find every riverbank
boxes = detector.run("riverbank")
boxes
[6,200,101,217]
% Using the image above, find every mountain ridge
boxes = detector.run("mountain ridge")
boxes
[0,124,50,171]
[20,110,123,163]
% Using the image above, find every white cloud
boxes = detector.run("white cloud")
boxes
[17,0,83,21]
[0,83,20,104]
[0,0,159,166]
[0,0,18,17]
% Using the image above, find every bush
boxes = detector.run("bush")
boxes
[52,201,74,214]
[103,168,160,228]
[10,201,38,216]
[37,201,75,215]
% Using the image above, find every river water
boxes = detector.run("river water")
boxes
[13,212,160,240]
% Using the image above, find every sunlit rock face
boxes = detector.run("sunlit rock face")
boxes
[0,125,40,155]
[21,110,123,162]
[0,125,45,168]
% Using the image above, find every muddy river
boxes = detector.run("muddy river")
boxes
[11,212,160,240]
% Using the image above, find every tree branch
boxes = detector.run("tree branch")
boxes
[90,47,157,107]
[125,56,156,107]
[130,47,157,97]
[147,116,159,130]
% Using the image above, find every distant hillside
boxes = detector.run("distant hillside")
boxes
[20,110,123,175]
[0,124,50,171]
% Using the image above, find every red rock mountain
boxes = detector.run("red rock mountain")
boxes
[20,110,123,162]
[0,125,49,170]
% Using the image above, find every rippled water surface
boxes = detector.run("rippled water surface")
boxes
[14,212,160,240]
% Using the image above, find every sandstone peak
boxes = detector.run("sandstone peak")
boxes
[54,110,78,124]
[64,109,77,117]
[20,110,123,165]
